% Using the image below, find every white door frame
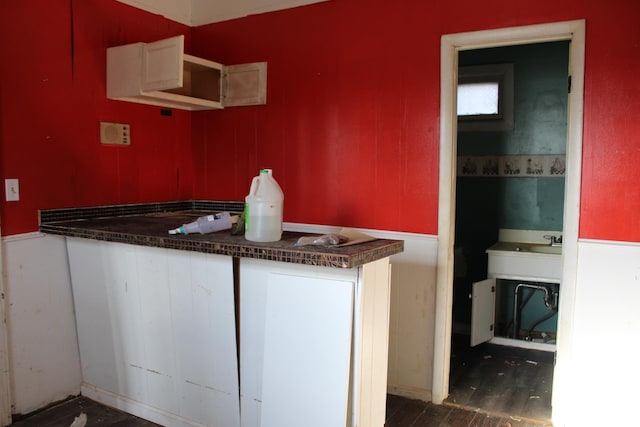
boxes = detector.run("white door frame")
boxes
[432,20,585,425]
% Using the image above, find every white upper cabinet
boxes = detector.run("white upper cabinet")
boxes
[107,35,267,111]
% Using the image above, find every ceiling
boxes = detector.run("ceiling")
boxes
[117,0,330,27]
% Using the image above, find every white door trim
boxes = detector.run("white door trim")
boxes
[433,20,585,425]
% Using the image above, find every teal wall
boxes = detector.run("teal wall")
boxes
[457,40,569,235]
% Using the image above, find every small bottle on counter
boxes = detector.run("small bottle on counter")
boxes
[168,212,232,235]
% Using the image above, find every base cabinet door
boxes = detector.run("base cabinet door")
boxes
[67,238,240,427]
[240,259,358,427]
[240,257,391,427]
[260,272,354,427]
[471,278,496,347]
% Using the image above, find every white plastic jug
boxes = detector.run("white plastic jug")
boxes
[245,169,284,242]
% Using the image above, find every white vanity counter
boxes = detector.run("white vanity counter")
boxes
[486,241,562,282]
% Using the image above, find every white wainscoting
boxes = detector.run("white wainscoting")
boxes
[2,233,82,415]
[552,239,640,427]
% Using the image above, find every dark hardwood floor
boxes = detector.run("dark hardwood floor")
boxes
[386,394,551,427]
[444,334,554,425]
[11,339,554,427]
[10,392,552,427]
[9,396,160,426]
[11,394,552,427]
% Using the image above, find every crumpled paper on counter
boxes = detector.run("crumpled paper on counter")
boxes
[294,227,376,247]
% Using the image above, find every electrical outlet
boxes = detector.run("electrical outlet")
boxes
[5,179,19,201]
[100,122,131,145]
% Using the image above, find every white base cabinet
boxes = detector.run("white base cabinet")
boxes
[67,237,392,427]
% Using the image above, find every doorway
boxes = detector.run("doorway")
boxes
[432,20,585,426]
[447,39,569,421]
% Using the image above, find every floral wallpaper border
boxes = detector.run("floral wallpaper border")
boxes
[457,155,566,177]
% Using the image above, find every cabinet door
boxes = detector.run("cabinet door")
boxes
[222,62,267,107]
[167,249,240,427]
[142,35,184,92]
[260,272,354,427]
[67,238,124,393]
[471,278,495,347]
[67,239,240,427]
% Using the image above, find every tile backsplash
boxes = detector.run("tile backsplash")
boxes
[457,155,565,177]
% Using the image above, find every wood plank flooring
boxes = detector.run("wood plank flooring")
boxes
[11,394,551,427]
[10,392,552,427]
[9,397,160,427]
[11,338,554,427]
[386,394,550,426]
[445,335,554,425]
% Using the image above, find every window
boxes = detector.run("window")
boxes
[457,63,514,131]
[458,82,499,116]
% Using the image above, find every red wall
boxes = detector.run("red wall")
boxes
[1,0,639,241]
[191,0,640,240]
[0,1,195,235]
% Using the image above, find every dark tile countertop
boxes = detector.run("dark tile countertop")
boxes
[39,201,403,269]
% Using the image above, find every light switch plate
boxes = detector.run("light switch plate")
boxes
[5,179,19,201]
[100,122,131,145]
